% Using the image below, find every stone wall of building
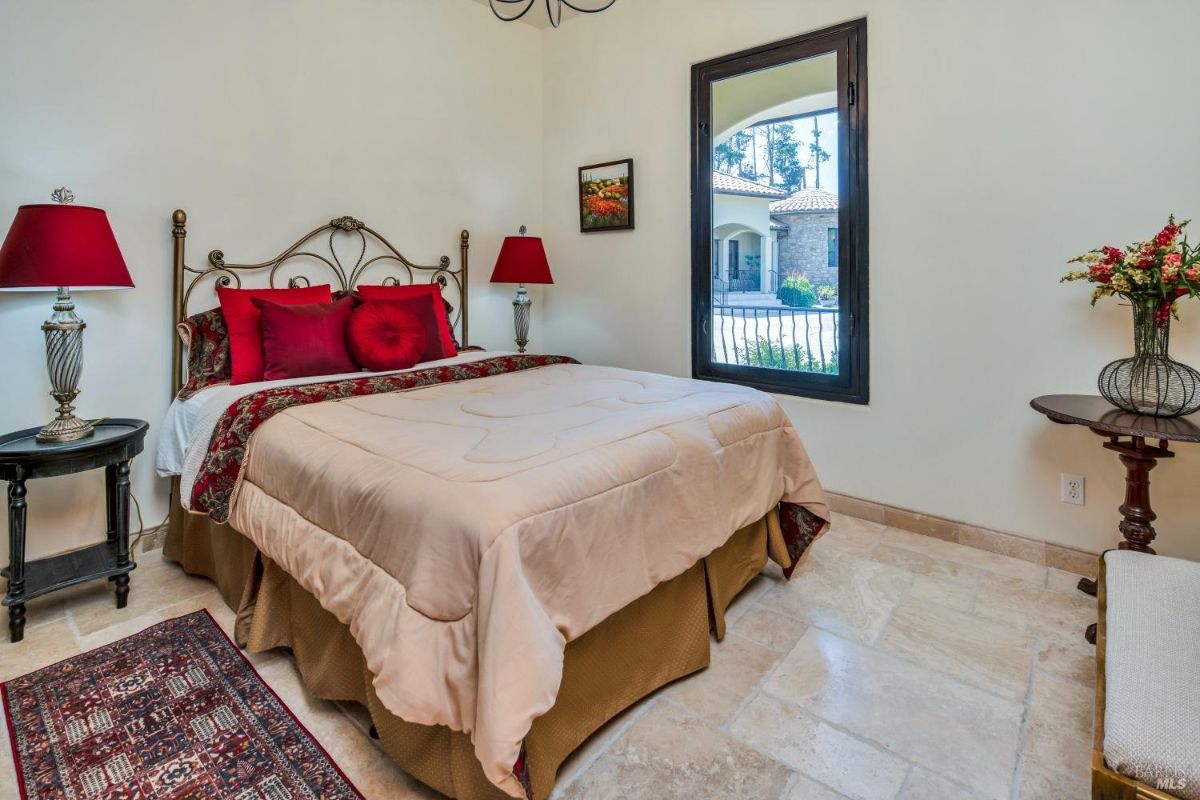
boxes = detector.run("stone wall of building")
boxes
[775,211,839,289]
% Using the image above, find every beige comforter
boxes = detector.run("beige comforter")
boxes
[227,362,828,797]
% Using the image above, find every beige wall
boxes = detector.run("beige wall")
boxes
[540,0,1200,560]
[0,0,544,561]
[4,0,1200,567]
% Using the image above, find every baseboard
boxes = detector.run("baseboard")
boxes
[826,491,1099,579]
[136,521,169,554]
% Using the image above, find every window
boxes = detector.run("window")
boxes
[691,20,868,403]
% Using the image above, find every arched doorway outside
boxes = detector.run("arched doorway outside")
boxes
[712,222,770,293]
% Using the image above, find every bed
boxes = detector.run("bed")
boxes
[157,209,831,800]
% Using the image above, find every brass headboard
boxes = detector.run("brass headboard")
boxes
[170,209,469,397]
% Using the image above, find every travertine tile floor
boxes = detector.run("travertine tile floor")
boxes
[0,512,1098,799]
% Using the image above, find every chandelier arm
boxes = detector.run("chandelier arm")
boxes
[559,0,617,13]
[490,0,616,26]
[489,0,537,23]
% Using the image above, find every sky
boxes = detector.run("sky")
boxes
[719,111,840,196]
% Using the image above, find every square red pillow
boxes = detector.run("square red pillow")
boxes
[355,284,458,361]
[252,296,357,381]
[218,284,333,384]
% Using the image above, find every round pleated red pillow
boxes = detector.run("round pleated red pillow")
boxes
[346,301,428,372]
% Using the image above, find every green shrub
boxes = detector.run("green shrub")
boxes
[776,273,817,308]
[734,342,838,374]
[816,284,837,302]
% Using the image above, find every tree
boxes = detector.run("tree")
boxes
[749,127,760,181]
[712,121,812,192]
[713,140,740,174]
[712,130,753,177]
[806,116,832,189]
[769,122,804,193]
[764,125,776,186]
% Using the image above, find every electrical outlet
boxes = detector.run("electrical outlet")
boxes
[1061,474,1085,506]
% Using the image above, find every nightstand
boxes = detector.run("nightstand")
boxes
[0,419,149,642]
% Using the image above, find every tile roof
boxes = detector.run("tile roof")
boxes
[713,171,788,198]
[770,188,840,213]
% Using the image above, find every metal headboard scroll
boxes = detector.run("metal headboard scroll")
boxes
[170,209,469,397]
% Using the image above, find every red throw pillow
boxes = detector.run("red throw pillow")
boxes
[218,284,333,384]
[356,284,458,360]
[346,301,428,372]
[252,296,357,381]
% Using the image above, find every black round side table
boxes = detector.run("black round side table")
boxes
[1030,395,1200,644]
[0,419,149,643]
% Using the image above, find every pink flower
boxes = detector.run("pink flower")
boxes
[1164,252,1182,267]
[1155,300,1173,327]
[1187,267,1200,282]
[1162,263,1180,282]
[1089,263,1114,283]
[1156,224,1181,248]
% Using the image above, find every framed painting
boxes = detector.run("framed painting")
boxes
[579,158,635,232]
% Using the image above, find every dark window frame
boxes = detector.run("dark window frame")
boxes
[690,19,869,404]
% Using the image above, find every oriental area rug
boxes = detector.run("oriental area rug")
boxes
[2,609,362,799]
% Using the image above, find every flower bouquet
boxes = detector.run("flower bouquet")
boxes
[1062,216,1200,417]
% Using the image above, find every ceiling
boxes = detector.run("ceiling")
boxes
[712,53,837,144]
[467,0,591,29]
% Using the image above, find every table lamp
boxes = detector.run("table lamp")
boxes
[489,226,553,353]
[0,189,134,442]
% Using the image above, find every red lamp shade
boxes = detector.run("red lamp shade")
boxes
[0,204,133,290]
[489,236,553,285]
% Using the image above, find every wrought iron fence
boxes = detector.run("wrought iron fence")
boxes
[711,304,839,374]
[712,272,777,299]
[726,275,760,292]
[712,276,728,306]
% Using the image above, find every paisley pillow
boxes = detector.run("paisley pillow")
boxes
[176,307,231,400]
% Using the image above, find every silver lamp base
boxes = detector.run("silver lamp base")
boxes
[512,283,532,354]
[38,287,93,443]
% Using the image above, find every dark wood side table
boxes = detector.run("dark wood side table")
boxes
[1030,395,1200,642]
[0,419,149,642]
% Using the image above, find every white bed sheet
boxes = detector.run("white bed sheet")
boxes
[155,350,511,482]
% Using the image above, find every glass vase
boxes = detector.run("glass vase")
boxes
[1098,296,1200,417]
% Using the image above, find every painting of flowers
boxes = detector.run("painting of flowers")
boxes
[579,159,634,232]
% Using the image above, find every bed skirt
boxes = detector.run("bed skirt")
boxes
[165,479,784,799]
